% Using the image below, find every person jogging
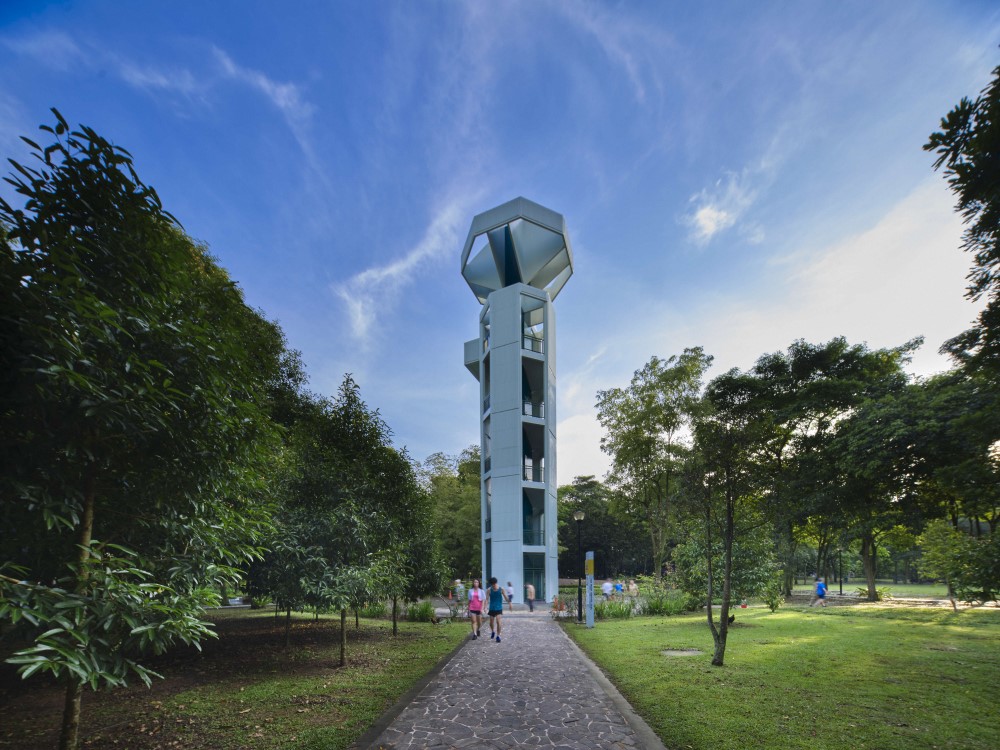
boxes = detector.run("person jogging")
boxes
[467,579,485,638]
[486,577,509,643]
[811,577,828,607]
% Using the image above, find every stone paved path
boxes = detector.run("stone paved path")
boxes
[363,611,666,749]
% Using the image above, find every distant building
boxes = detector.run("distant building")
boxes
[461,197,573,604]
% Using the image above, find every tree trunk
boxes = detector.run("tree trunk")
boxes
[782,521,796,597]
[59,479,95,750]
[860,533,878,601]
[59,679,83,750]
[284,607,292,646]
[339,609,347,667]
[392,596,398,636]
[712,478,735,667]
[355,608,359,629]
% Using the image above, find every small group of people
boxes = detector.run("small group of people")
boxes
[600,578,638,600]
[465,577,508,643]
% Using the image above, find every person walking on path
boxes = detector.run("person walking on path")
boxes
[468,579,485,638]
[811,577,828,607]
[487,577,510,642]
[524,581,535,612]
[505,581,515,612]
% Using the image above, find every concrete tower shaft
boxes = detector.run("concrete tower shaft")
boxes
[461,197,573,605]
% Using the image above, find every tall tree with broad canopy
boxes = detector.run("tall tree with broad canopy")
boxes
[736,337,920,595]
[596,348,713,577]
[557,476,651,578]
[0,112,285,750]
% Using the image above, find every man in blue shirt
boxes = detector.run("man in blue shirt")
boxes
[811,577,828,607]
[486,577,510,643]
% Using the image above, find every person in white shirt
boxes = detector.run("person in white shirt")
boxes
[601,579,613,600]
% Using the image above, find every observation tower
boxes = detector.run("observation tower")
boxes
[461,197,574,605]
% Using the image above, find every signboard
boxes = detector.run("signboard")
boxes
[585,551,595,628]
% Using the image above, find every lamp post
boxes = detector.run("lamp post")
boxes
[573,509,585,622]
[838,548,844,595]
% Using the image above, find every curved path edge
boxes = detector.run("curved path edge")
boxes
[349,630,469,750]
[555,622,667,750]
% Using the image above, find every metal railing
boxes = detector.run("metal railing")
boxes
[522,461,544,483]
[522,334,544,353]
[522,400,544,418]
[522,529,544,546]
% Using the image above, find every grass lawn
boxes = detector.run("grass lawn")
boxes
[0,608,466,750]
[791,582,949,598]
[564,604,1000,750]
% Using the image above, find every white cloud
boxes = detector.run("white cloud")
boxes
[684,168,760,245]
[333,197,473,343]
[556,177,976,485]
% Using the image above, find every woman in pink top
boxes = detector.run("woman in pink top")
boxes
[467,579,485,639]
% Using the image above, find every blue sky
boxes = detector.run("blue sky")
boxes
[1,1,997,483]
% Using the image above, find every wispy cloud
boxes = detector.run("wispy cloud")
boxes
[684,168,760,245]
[115,59,205,98]
[551,1,675,104]
[557,178,975,484]
[333,197,474,344]
[2,30,83,70]
[211,47,317,161]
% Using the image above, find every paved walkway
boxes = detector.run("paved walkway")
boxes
[360,610,666,750]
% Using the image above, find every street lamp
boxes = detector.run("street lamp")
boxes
[573,510,585,622]
[838,548,844,596]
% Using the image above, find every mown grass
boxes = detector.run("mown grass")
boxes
[1,609,466,750]
[564,604,999,750]
[791,582,949,598]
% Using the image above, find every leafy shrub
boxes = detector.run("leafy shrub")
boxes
[407,601,435,622]
[855,586,893,601]
[763,575,785,612]
[635,575,699,616]
[359,601,387,618]
[594,599,634,619]
[953,533,1000,604]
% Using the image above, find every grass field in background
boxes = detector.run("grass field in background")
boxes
[565,604,999,750]
[791,581,949,598]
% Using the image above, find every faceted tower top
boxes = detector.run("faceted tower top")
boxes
[460,197,574,304]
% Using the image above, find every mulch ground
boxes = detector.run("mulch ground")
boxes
[0,610,398,750]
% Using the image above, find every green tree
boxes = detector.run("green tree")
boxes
[0,112,284,750]
[423,447,481,580]
[684,371,773,667]
[926,62,1000,381]
[738,337,918,595]
[918,519,966,611]
[557,476,651,578]
[596,349,713,577]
